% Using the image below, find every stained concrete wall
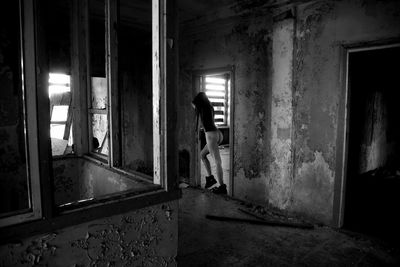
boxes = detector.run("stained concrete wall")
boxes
[179,5,274,204]
[291,0,400,224]
[270,17,294,209]
[0,200,178,266]
[179,0,400,224]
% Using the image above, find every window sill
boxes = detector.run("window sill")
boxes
[1,153,180,244]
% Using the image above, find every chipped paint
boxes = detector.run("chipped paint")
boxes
[179,5,273,204]
[269,16,294,209]
[0,201,178,266]
[291,151,334,223]
[292,0,400,224]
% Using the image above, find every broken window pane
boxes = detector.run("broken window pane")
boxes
[50,124,66,139]
[51,105,69,122]
[91,113,108,156]
[91,77,107,110]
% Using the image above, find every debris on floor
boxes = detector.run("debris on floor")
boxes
[179,187,400,267]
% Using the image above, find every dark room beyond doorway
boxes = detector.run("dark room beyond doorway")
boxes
[344,44,400,243]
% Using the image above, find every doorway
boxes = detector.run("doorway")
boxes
[342,44,400,242]
[193,67,234,196]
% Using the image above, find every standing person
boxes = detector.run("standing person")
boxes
[192,92,227,194]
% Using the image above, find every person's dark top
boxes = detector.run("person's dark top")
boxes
[192,92,218,132]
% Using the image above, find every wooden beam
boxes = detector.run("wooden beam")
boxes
[165,0,178,191]
[71,0,89,155]
[206,214,314,229]
[152,0,163,185]
[33,0,54,221]
[107,0,121,167]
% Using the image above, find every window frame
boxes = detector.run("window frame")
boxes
[0,0,42,228]
[0,0,179,242]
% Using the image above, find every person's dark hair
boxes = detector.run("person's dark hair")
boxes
[192,92,212,112]
[192,92,212,131]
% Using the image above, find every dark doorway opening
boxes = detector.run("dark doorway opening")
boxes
[344,45,400,243]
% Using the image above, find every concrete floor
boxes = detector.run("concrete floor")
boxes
[178,188,400,267]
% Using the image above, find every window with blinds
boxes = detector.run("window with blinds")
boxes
[203,75,230,126]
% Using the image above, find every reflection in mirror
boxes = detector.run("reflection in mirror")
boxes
[91,113,109,155]
[0,0,30,216]
[46,0,74,157]
[119,0,153,178]
[89,0,109,159]
[53,0,161,210]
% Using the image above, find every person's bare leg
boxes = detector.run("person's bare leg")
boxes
[206,132,223,185]
[200,145,212,177]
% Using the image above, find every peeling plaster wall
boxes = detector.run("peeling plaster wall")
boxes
[179,5,273,204]
[291,0,400,223]
[179,0,400,225]
[0,201,178,266]
[269,17,294,209]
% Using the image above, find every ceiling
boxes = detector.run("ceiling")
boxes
[177,0,238,22]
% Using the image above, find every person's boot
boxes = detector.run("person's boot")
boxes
[205,175,217,189]
[211,184,227,194]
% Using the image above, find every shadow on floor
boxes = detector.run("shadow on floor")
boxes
[178,188,400,267]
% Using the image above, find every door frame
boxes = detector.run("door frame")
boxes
[192,65,235,196]
[332,40,400,228]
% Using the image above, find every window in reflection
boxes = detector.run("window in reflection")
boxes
[46,0,74,157]
[88,0,108,159]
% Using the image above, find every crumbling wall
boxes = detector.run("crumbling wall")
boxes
[179,5,273,204]
[269,16,294,209]
[291,0,400,223]
[179,0,400,225]
[0,201,178,266]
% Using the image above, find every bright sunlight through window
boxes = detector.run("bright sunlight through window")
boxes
[49,73,70,96]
